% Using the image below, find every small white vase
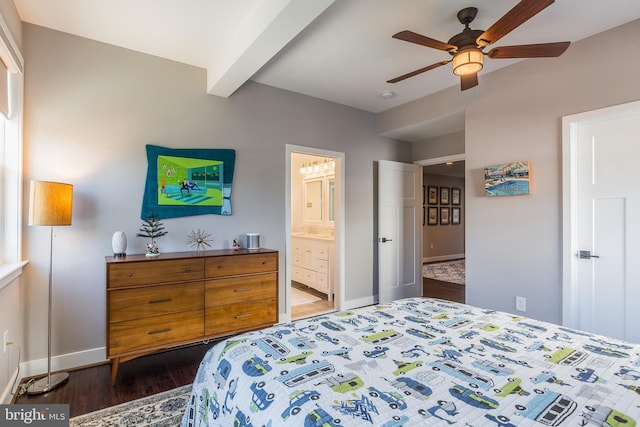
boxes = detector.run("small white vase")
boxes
[112,231,127,256]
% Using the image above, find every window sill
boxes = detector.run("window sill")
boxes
[0,261,28,291]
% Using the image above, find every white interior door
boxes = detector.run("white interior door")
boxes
[378,160,422,304]
[563,101,640,342]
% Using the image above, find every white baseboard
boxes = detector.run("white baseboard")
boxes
[1,366,19,404]
[423,253,465,264]
[20,347,107,380]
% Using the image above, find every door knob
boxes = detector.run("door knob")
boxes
[578,250,599,259]
[380,237,393,243]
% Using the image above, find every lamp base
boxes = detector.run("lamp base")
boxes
[26,372,69,395]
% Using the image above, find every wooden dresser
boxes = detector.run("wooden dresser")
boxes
[106,248,278,384]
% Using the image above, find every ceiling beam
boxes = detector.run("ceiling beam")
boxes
[206,0,334,98]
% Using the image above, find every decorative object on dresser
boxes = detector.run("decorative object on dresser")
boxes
[246,232,260,250]
[136,210,167,256]
[111,231,127,257]
[105,248,278,385]
[186,228,212,253]
[27,180,74,395]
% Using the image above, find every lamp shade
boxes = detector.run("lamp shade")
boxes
[29,181,73,226]
[452,48,483,76]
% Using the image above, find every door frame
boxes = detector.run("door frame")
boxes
[561,99,640,328]
[285,144,345,322]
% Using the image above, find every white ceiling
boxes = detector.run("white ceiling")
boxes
[14,0,640,137]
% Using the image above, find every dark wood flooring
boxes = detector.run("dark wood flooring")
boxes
[423,277,466,303]
[12,342,214,417]
[12,279,462,418]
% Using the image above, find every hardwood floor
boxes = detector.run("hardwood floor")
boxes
[423,277,466,303]
[12,343,214,417]
[291,282,335,320]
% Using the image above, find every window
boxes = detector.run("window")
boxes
[0,11,25,288]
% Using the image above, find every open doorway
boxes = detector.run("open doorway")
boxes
[286,146,344,321]
[420,158,465,303]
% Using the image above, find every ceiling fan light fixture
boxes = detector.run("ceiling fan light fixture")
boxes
[452,48,483,76]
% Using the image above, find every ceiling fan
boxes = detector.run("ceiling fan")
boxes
[387,0,570,90]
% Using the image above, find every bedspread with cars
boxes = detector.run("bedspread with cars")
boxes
[182,297,640,426]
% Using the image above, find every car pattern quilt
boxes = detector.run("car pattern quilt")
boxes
[182,298,640,426]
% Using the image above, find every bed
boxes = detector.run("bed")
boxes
[181,298,640,426]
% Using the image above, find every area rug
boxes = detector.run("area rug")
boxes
[69,384,191,426]
[422,259,465,285]
[291,287,321,306]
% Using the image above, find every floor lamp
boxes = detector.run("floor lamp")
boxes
[27,180,73,395]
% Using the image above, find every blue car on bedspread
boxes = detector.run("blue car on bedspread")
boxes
[182,298,640,426]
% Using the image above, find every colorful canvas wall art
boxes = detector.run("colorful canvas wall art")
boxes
[484,161,531,197]
[141,145,236,219]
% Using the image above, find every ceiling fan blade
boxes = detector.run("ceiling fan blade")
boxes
[487,41,570,58]
[476,0,555,47]
[460,73,478,91]
[393,30,457,52]
[387,60,450,83]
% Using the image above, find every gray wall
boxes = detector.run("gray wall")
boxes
[20,24,410,370]
[413,131,464,160]
[381,19,640,323]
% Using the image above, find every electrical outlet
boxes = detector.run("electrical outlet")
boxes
[516,297,526,312]
[3,330,8,353]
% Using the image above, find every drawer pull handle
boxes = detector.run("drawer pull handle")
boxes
[234,288,252,292]
[234,313,252,319]
[127,273,135,277]
[185,267,191,272]
[148,328,171,335]
[149,298,172,304]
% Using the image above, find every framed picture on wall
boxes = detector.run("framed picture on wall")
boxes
[440,187,450,205]
[440,207,450,225]
[427,186,438,205]
[428,207,438,225]
[452,207,461,225]
[451,187,461,205]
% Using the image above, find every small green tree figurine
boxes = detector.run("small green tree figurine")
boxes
[137,210,168,256]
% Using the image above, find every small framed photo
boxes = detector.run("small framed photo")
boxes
[427,207,438,226]
[451,187,461,205]
[427,186,438,205]
[439,187,450,205]
[452,207,461,225]
[440,207,450,225]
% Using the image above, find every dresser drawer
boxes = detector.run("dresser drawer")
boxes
[205,273,276,307]
[108,258,204,287]
[316,259,329,275]
[205,299,277,336]
[291,266,306,283]
[108,310,203,356]
[316,273,329,294]
[205,252,277,278]
[292,254,304,267]
[316,244,330,260]
[109,282,204,323]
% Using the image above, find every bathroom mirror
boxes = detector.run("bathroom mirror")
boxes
[304,178,323,222]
